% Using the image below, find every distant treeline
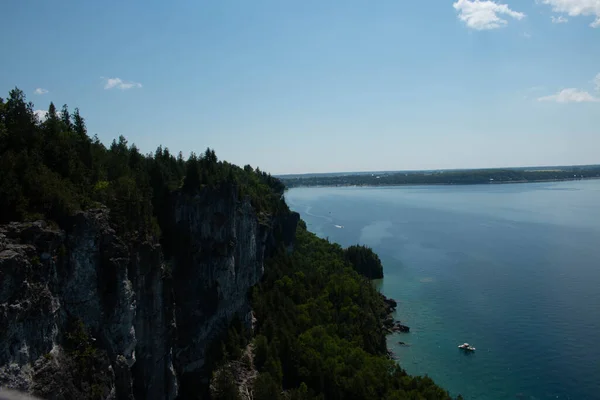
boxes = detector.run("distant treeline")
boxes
[281,166,600,188]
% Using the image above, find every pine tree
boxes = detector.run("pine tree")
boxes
[61,104,71,130]
[182,152,201,193]
[212,370,241,400]
[47,102,58,121]
[73,107,86,138]
[5,88,37,151]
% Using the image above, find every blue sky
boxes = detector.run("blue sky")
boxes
[1,0,599,174]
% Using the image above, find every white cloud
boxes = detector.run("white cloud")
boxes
[453,0,525,30]
[103,77,142,90]
[522,32,532,38]
[34,88,48,95]
[594,73,600,91]
[34,110,49,121]
[540,0,600,28]
[551,15,569,23]
[537,88,599,103]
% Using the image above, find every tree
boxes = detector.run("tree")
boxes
[253,373,281,400]
[289,383,311,400]
[61,104,71,130]
[344,245,384,279]
[5,88,37,151]
[0,97,7,153]
[73,107,86,138]
[212,370,241,400]
[204,147,218,164]
[253,335,269,370]
[182,152,201,193]
[47,102,58,123]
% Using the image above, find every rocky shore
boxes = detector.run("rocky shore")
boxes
[381,294,410,334]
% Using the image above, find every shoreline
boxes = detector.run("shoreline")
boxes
[284,176,600,190]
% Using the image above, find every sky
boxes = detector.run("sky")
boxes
[1,0,599,174]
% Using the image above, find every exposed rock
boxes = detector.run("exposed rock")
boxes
[386,350,398,361]
[0,388,42,400]
[0,185,298,399]
[210,342,257,400]
[392,322,410,333]
[382,295,397,312]
[170,186,293,396]
[129,243,177,400]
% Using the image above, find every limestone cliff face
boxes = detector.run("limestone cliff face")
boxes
[0,187,298,400]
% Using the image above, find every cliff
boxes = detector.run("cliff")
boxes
[0,187,298,400]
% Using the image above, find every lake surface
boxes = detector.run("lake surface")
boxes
[285,180,600,400]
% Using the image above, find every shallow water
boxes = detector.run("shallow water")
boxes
[286,180,600,400]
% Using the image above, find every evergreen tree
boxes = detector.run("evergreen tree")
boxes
[182,152,201,193]
[61,104,71,130]
[253,373,281,400]
[73,107,86,138]
[5,88,37,151]
[212,370,241,400]
[47,102,58,122]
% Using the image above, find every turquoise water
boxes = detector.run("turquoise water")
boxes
[285,180,600,400]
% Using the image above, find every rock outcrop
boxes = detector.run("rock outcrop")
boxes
[0,186,298,400]
[381,295,410,334]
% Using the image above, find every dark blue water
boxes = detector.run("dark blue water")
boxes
[285,180,600,400]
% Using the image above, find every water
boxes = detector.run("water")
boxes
[285,180,600,400]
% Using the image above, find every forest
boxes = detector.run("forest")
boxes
[211,222,460,400]
[0,88,459,399]
[0,88,286,244]
[280,166,600,188]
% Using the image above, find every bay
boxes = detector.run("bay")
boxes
[285,180,600,400]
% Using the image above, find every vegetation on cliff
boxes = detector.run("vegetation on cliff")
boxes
[345,244,384,279]
[0,88,287,239]
[247,222,460,399]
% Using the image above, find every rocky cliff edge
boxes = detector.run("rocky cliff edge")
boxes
[0,186,298,400]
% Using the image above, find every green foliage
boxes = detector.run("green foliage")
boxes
[345,245,384,279]
[212,369,241,400]
[62,319,112,400]
[253,372,281,400]
[0,87,288,242]
[251,223,459,400]
[64,319,98,363]
[205,314,252,373]
[288,382,313,400]
[253,334,269,370]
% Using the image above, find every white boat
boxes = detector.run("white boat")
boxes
[458,342,476,351]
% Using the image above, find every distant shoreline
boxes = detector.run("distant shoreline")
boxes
[284,176,600,189]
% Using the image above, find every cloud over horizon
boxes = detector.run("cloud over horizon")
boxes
[540,0,600,28]
[453,0,525,30]
[103,77,142,90]
[34,88,48,95]
[538,88,598,103]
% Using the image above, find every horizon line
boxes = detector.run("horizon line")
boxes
[275,163,600,177]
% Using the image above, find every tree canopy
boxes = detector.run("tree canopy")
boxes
[345,245,384,279]
[249,224,461,400]
[0,87,287,244]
